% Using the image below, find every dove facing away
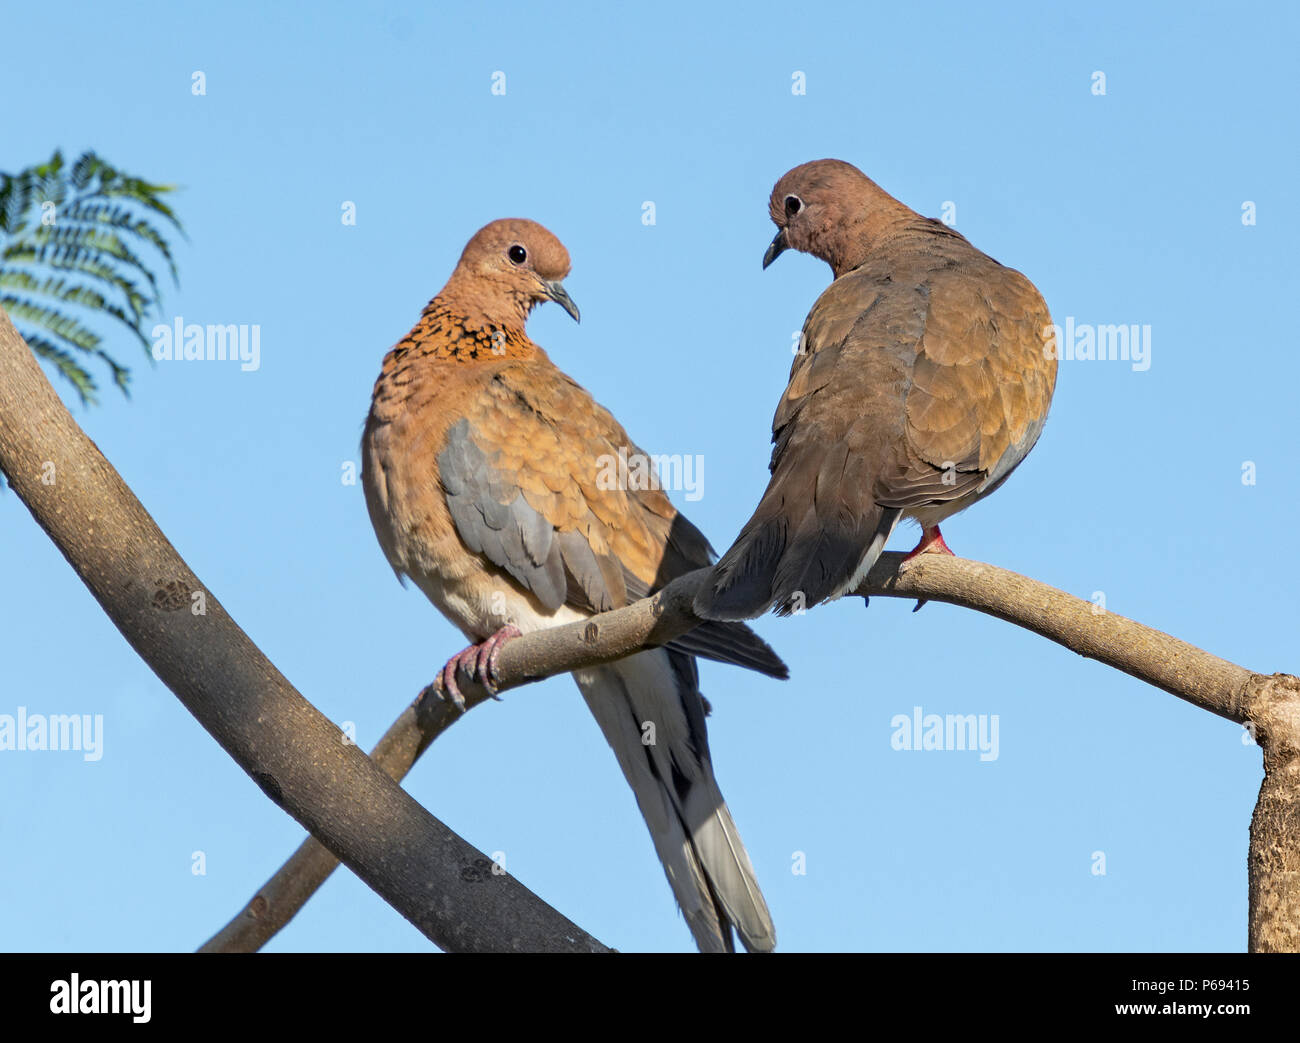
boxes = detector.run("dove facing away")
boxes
[362,218,782,952]
[695,159,1057,620]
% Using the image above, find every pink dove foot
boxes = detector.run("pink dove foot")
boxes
[437,624,522,710]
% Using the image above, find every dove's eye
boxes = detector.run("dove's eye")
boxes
[508,244,527,265]
[784,195,803,217]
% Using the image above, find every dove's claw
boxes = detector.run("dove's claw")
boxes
[482,625,522,697]
[436,625,522,709]
[438,649,472,711]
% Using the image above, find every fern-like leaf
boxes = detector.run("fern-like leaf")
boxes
[0,148,183,405]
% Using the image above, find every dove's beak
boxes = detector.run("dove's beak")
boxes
[544,280,581,323]
[763,228,789,269]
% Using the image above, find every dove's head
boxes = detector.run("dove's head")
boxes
[764,159,907,278]
[446,218,580,327]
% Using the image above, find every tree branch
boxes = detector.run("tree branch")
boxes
[0,308,611,953]
[200,695,446,952]
[201,569,720,950]
[211,550,1299,952]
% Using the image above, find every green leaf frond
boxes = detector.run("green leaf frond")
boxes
[0,148,183,404]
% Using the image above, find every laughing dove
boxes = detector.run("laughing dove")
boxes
[695,159,1057,620]
[361,218,783,953]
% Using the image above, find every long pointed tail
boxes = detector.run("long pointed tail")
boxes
[572,649,775,953]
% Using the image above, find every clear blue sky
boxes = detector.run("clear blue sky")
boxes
[2,0,1295,952]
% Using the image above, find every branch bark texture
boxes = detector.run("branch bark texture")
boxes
[213,551,1299,952]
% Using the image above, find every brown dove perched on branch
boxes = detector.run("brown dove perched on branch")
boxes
[361,218,783,953]
[695,159,1057,620]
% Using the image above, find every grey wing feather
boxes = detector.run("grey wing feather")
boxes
[555,528,622,613]
[439,418,567,612]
